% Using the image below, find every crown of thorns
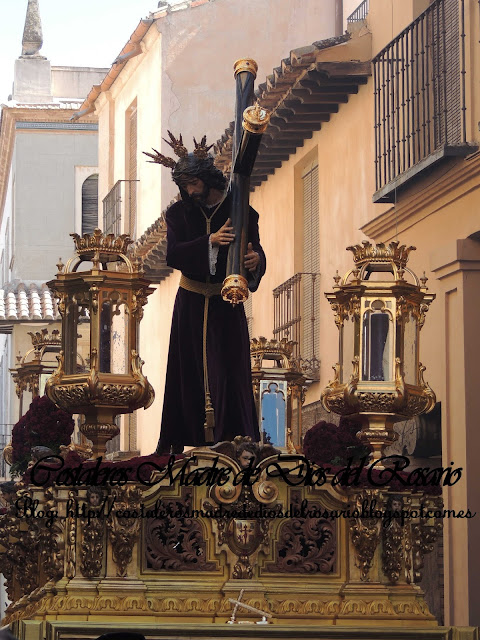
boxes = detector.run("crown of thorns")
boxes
[143,131,214,168]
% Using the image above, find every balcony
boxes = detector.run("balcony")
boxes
[102,179,138,237]
[347,0,369,24]
[372,0,476,203]
[272,272,320,381]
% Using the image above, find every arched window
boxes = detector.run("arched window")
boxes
[81,174,99,234]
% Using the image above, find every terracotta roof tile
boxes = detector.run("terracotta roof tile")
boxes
[0,283,59,324]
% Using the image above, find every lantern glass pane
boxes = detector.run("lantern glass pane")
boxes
[76,316,90,374]
[64,298,90,374]
[111,304,128,374]
[260,380,287,447]
[100,301,112,373]
[341,316,355,383]
[99,301,129,374]
[362,309,393,381]
[40,345,61,374]
[403,311,418,384]
[39,372,50,396]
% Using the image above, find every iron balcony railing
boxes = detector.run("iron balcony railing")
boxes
[373,0,468,199]
[273,272,320,381]
[347,0,369,23]
[102,180,138,237]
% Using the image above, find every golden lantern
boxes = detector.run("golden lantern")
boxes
[9,328,62,418]
[45,229,155,458]
[251,337,306,452]
[321,241,435,462]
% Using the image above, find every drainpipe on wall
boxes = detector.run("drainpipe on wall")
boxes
[336,0,344,35]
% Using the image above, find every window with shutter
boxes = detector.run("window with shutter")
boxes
[302,162,320,364]
[81,174,99,235]
[126,102,138,239]
[272,157,320,381]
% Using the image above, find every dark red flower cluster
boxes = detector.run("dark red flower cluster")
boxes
[303,417,372,467]
[10,395,74,477]
[302,417,441,495]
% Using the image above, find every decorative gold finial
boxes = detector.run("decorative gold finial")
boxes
[27,328,61,350]
[221,274,249,305]
[70,229,133,261]
[243,101,270,134]
[346,241,416,268]
[56,257,64,273]
[233,58,258,78]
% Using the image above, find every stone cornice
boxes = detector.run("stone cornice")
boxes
[2,106,97,123]
[74,19,154,118]
[361,151,480,242]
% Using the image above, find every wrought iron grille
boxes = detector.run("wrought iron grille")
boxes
[102,180,138,237]
[347,0,369,23]
[373,0,467,194]
[273,272,320,380]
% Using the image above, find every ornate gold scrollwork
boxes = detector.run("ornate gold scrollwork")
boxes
[65,491,77,579]
[382,520,404,583]
[330,302,348,329]
[350,490,382,581]
[107,485,143,577]
[266,517,336,574]
[39,488,64,583]
[131,287,150,320]
[80,488,106,579]
[210,482,242,505]
[252,479,279,504]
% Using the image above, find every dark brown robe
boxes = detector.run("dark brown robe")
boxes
[156,195,265,452]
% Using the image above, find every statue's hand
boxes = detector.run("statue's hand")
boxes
[244,242,260,272]
[210,218,235,247]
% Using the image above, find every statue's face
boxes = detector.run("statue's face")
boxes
[392,499,403,512]
[238,450,255,468]
[184,177,209,204]
[88,490,103,507]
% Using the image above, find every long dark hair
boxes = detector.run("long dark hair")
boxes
[172,153,227,204]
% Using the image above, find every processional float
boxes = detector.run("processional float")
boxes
[0,59,469,640]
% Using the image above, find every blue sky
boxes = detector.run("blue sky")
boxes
[0,0,157,103]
